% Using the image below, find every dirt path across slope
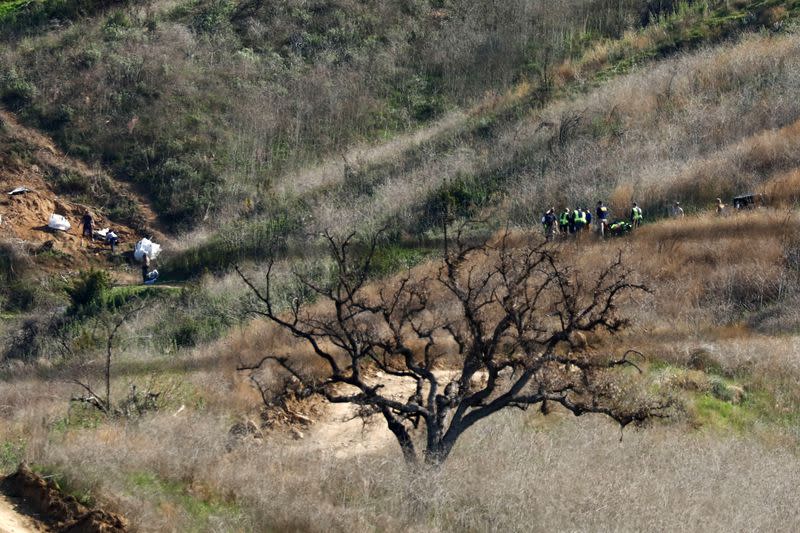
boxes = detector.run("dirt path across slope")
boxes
[277,111,468,197]
[0,495,39,533]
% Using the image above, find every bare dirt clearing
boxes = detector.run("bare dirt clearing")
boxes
[301,372,417,459]
[0,495,38,533]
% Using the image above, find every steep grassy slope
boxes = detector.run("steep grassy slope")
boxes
[0,0,654,229]
[3,4,800,530]
[160,5,800,277]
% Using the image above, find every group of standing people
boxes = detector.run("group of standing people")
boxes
[541,201,644,241]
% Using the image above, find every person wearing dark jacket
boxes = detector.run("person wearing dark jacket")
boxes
[542,208,558,241]
[595,201,609,237]
[81,212,94,241]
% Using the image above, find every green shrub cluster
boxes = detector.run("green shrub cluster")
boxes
[0,0,130,35]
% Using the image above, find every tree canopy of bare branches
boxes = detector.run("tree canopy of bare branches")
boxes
[237,227,671,465]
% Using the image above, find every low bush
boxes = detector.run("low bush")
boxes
[3,281,39,313]
[65,269,112,316]
[0,0,131,36]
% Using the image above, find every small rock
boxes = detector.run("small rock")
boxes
[290,428,304,440]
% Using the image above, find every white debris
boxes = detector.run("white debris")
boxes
[47,213,71,231]
[134,238,161,261]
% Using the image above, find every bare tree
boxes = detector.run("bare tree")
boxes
[71,302,159,417]
[237,226,671,465]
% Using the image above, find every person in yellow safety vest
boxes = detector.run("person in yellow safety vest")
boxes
[573,208,586,232]
[630,202,643,228]
[559,208,570,235]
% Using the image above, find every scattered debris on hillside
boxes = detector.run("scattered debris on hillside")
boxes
[0,108,164,271]
[0,462,127,532]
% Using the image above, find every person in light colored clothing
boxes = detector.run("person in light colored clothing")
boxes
[715,197,726,216]
[141,253,150,283]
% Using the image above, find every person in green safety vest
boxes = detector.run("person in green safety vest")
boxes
[630,202,643,228]
[573,208,586,232]
[559,208,570,235]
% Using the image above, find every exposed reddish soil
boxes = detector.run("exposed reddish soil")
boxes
[0,108,165,273]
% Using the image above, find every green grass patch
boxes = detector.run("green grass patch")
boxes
[0,0,131,35]
[30,463,95,507]
[52,403,106,433]
[161,211,303,280]
[0,438,25,475]
[127,471,241,529]
[692,393,756,432]
[0,0,29,21]
[369,244,433,278]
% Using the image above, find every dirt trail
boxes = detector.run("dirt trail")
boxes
[0,495,38,533]
[277,110,468,197]
[301,372,411,458]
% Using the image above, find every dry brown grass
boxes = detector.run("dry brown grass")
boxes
[7,404,800,532]
[495,31,800,222]
[3,209,800,530]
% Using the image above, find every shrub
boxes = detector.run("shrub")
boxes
[0,0,132,36]
[688,348,724,375]
[48,169,91,195]
[66,269,112,316]
[0,241,29,284]
[368,244,430,278]
[3,281,39,313]
[0,69,36,112]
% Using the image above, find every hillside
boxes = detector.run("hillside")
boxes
[2,0,800,531]
[0,108,162,271]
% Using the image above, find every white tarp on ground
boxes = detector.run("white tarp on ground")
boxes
[134,238,161,261]
[8,187,31,195]
[47,214,71,231]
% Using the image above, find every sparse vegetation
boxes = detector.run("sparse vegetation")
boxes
[3,0,800,530]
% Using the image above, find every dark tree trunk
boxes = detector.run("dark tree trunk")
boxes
[382,408,418,464]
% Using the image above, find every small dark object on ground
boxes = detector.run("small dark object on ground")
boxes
[732,194,762,209]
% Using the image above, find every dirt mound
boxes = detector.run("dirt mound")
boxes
[0,463,127,532]
[0,108,165,272]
